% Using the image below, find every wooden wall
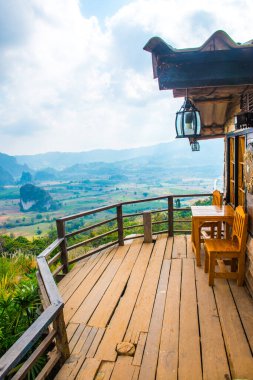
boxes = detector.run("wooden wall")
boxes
[224,130,253,297]
[246,236,253,296]
[246,132,253,296]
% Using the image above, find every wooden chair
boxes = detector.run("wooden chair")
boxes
[204,206,248,286]
[200,190,223,241]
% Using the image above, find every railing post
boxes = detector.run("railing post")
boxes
[56,219,69,274]
[143,211,152,243]
[117,205,124,246]
[53,309,70,365]
[168,196,174,237]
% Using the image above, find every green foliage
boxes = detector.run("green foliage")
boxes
[194,196,212,206]
[0,234,53,256]
[0,254,39,356]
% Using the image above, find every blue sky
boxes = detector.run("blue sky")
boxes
[0,0,253,155]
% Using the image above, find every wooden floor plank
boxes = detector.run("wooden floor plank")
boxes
[132,332,147,366]
[214,280,253,379]
[55,326,97,379]
[63,249,113,304]
[164,236,173,259]
[95,242,154,362]
[86,328,106,358]
[138,259,171,380]
[172,235,186,259]
[132,367,140,380]
[156,259,182,380]
[195,265,230,380]
[75,358,101,380]
[89,240,143,327]
[125,235,167,344]
[95,361,114,380]
[186,234,195,259]
[229,280,253,352]
[178,259,202,380]
[110,357,135,380]
[68,324,86,353]
[71,245,130,324]
[72,326,93,354]
[58,256,91,293]
[66,323,80,349]
[63,248,117,323]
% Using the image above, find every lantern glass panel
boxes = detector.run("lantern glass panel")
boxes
[196,112,201,134]
[176,112,183,137]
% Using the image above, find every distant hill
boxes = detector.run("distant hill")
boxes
[15,139,224,170]
[0,166,14,185]
[0,153,30,178]
[20,184,60,212]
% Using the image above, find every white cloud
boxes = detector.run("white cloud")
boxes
[0,0,253,154]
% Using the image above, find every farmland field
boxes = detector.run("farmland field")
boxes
[0,173,220,239]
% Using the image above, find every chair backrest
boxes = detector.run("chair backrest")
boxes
[212,190,222,206]
[232,206,248,252]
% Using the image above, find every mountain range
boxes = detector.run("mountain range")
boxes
[15,139,224,170]
[0,139,224,185]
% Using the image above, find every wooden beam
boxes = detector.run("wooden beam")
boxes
[143,212,152,243]
[117,205,124,246]
[56,220,69,274]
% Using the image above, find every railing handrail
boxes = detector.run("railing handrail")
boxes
[0,192,212,378]
[57,203,119,222]
[56,193,212,222]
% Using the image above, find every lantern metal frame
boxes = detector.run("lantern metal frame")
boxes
[175,91,201,138]
[190,139,200,152]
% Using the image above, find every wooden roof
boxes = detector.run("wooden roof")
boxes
[144,31,253,138]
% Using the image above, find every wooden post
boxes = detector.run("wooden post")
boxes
[168,196,174,237]
[56,220,68,274]
[117,205,124,246]
[53,309,70,365]
[143,212,152,243]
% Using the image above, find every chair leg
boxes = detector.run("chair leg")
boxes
[204,247,209,273]
[208,254,215,286]
[231,258,237,272]
[237,257,245,286]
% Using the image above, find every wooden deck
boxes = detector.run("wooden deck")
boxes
[55,234,253,380]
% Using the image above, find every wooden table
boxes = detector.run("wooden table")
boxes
[191,205,234,266]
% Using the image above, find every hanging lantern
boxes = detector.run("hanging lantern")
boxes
[175,94,201,138]
[190,139,200,151]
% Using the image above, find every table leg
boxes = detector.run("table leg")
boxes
[195,220,201,266]
[192,218,201,266]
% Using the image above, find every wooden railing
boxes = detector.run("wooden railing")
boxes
[0,239,70,380]
[0,192,211,379]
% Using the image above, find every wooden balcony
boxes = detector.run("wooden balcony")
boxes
[54,234,253,380]
[1,194,253,380]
